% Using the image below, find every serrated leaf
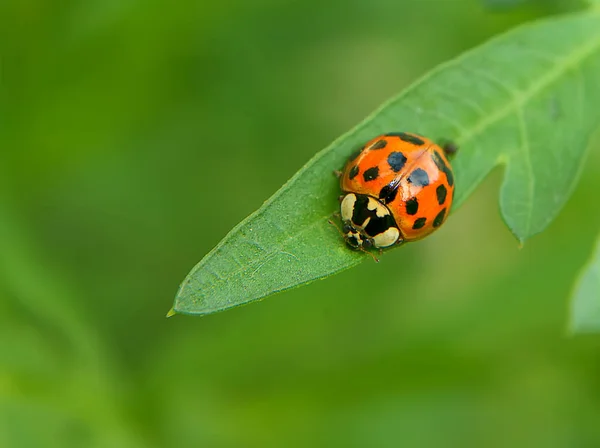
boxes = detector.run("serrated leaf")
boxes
[173,11,600,316]
[569,235,600,334]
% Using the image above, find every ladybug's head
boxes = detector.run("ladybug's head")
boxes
[339,193,401,250]
[342,223,373,250]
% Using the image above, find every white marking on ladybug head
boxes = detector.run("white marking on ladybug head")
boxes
[340,194,357,222]
[366,196,389,218]
[360,217,371,229]
[373,227,400,248]
[343,229,363,249]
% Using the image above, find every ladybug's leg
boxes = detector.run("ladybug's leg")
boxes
[333,170,342,178]
[338,195,344,203]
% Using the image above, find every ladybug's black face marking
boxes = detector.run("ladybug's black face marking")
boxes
[349,165,359,180]
[350,194,371,227]
[385,132,425,146]
[408,168,430,187]
[433,208,447,228]
[364,213,397,238]
[405,197,419,215]
[387,151,407,172]
[345,233,361,248]
[432,151,454,187]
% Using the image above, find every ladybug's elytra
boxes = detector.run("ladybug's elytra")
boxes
[337,132,456,251]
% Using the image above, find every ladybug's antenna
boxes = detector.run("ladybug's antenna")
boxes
[359,246,380,263]
[327,218,345,238]
[328,218,379,263]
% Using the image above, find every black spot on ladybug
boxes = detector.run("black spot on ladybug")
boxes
[385,132,425,146]
[387,151,407,172]
[405,197,419,215]
[433,208,446,228]
[436,184,447,205]
[363,166,379,182]
[432,151,454,187]
[365,214,396,238]
[447,171,454,187]
[408,168,429,187]
[349,165,359,180]
[371,139,387,150]
[379,184,399,204]
[412,217,427,230]
[349,148,363,161]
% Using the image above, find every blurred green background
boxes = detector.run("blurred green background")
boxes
[2,0,600,447]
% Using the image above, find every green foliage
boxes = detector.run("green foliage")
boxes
[0,199,145,447]
[482,0,588,11]
[173,10,600,316]
[569,235,600,333]
[4,1,600,446]
[483,0,530,8]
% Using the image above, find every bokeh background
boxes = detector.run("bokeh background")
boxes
[2,0,600,447]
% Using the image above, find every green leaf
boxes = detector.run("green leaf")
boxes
[482,0,532,10]
[482,0,588,11]
[173,10,600,316]
[569,235,600,334]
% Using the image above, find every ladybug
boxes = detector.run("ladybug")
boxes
[336,132,456,251]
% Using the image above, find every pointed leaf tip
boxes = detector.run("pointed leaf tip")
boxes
[166,308,177,318]
[174,11,600,316]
